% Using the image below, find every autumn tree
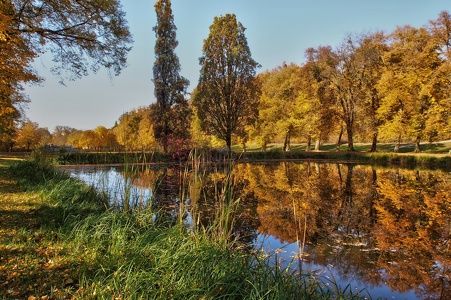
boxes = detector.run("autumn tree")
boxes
[52,126,77,146]
[112,106,157,151]
[305,45,346,150]
[15,121,49,151]
[377,26,442,152]
[193,14,260,153]
[114,109,143,151]
[0,0,132,148]
[256,64,312,152]
[322,37,370,152]
[0,3,41,149]
[351,33,387,152]
[152,0,190,153]
[425,11,451,141]
[66,129,84,149]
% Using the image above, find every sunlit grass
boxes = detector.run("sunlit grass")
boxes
[236,140,451,154]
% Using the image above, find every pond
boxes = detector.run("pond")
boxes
[63,161,451,299]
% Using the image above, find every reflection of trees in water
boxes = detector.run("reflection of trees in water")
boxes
[128,164,260,244]
[235,162,451,299]
[124,162,451,299]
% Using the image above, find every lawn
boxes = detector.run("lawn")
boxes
[233,140,451,154]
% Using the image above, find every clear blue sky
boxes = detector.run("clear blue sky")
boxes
[25,0,451,132]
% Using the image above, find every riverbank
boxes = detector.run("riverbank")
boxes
[0,156,369,299]
[50,148,451,171]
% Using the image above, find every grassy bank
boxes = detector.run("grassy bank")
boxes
[51,140,451,170]
[238,150,451,169]
[0,156,369,299]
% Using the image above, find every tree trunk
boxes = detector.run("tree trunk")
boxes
[261,141,267,152]
[336,127,343,151]
[346,125,355,151]
[315,137,320,151]
[226,134,232,156]
[370,132,378,152]
[306,135,312,152]
[283,130,291,152]
[414,136,421,153]
[394,134,401,153]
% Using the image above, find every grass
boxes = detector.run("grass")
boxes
[0,155,371,299]
[235,140,451,154]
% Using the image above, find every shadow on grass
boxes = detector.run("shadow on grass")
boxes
[0,202,103,299]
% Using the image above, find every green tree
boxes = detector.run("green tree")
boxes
[152,0,190,153]
[193,14,260,153]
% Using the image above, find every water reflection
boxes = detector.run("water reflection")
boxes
[65,162,451,300]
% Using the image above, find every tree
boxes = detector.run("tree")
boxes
[152,0,190,153]
[256,64,311,152]
[15,121,47,151]
[425,11,451,141]
[137,116,156,151]
[52,126,77,146]
[0,4,41,149]
[1,0,132,149]
[377,26,441,152]
[2,0,132,82]
[193,14,260,153]
[352,32,387,152]
[113,109,143,151]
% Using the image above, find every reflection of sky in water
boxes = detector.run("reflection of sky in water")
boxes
[66,166,153,208]
[64,166,423,300]
[256,234,419,300]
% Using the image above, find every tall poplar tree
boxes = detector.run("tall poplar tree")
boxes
[152,0,190,153]
[193,14,260,153]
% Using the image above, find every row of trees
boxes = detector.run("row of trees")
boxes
[2,0,450,153]
[152,3,451,154]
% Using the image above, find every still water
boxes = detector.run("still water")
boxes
[64,162,451,300]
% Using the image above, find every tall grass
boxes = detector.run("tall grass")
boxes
[9,155,370,299]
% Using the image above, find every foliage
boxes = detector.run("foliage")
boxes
[255,64,318,152]
[193,14,261,153]
[0,0,132,147]
[112,106,156,151]
[14,121,50,151]
[377,25,442,153]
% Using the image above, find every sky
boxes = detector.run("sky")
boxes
[24,0,451,132]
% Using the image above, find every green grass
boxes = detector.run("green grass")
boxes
[0,156,371,299]
[236,140,451,154]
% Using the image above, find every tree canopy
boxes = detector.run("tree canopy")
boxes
[193,14,260,153]
[0,0,132,150]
